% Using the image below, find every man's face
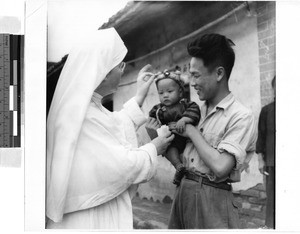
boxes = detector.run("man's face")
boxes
[189,57,218,101]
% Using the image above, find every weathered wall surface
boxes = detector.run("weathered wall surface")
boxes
[257,1,276,106]
[114,3,263,201]
[45,2,275,227]
[113,2,275,226]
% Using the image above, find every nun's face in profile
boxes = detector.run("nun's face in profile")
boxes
[96,62,126,96]
[106,62,126,89]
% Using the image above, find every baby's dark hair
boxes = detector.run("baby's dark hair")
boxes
[155,70,184,91]
[187,34,235,79]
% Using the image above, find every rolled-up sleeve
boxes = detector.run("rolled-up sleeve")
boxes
[218,112,257,169]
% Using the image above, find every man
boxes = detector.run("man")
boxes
[146,33,257,229]
[256,77,275,228]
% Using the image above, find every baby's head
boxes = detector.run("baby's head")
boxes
[155,70,185,106]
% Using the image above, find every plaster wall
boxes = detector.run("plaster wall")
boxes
[113,5,262,201]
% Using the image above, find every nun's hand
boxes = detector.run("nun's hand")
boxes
[135,64,156,107]
[151,131,175,156]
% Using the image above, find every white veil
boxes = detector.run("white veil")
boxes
[46,28,127,222]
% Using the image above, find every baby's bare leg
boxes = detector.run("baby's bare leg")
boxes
[165,146,182,169]
[165,146,186,186]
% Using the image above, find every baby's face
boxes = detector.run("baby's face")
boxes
[157,79,182,106]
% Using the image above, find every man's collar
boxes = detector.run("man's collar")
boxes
[204,92,234,111]
[215,92,235,110]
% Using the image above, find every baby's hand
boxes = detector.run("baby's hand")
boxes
[176,119,186,134]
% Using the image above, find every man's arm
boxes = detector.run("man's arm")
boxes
[175,116,194,133]
[185,124,235,179]
[170,109,256,180]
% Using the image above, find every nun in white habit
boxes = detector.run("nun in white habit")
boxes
[46,28,174,229]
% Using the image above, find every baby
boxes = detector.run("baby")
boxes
[149,70,200,185]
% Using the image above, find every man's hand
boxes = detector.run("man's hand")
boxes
[145,117,161,140]
[169,122,194,138]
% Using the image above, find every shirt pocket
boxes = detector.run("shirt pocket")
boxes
[203,132,222,149]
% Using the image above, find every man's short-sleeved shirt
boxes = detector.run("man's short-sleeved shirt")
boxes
[182,93,257,182]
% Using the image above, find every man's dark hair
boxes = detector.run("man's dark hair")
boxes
[187,34,235,79]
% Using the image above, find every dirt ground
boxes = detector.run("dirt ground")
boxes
[132,195,268,229]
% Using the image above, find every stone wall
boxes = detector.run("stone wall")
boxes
[235,2,275,227]
[234,183,267,228]
[132,183,268,229]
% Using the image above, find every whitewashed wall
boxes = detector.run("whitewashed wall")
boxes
[113,6,263,201]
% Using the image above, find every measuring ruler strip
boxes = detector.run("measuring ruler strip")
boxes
[9,111,13,147]
[0,34,22,148]
[13,35,20,146]
[11,35,19,147]
[0,34,4,146]
[0,34,11,147]
[4,34,10,147]
[16,35,22,147]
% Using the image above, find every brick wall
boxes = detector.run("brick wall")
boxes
[257,1,276,106]
[229,3,277,228]
[133,183,268,229]
[234,183,267,228]
[120,3,269,228]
